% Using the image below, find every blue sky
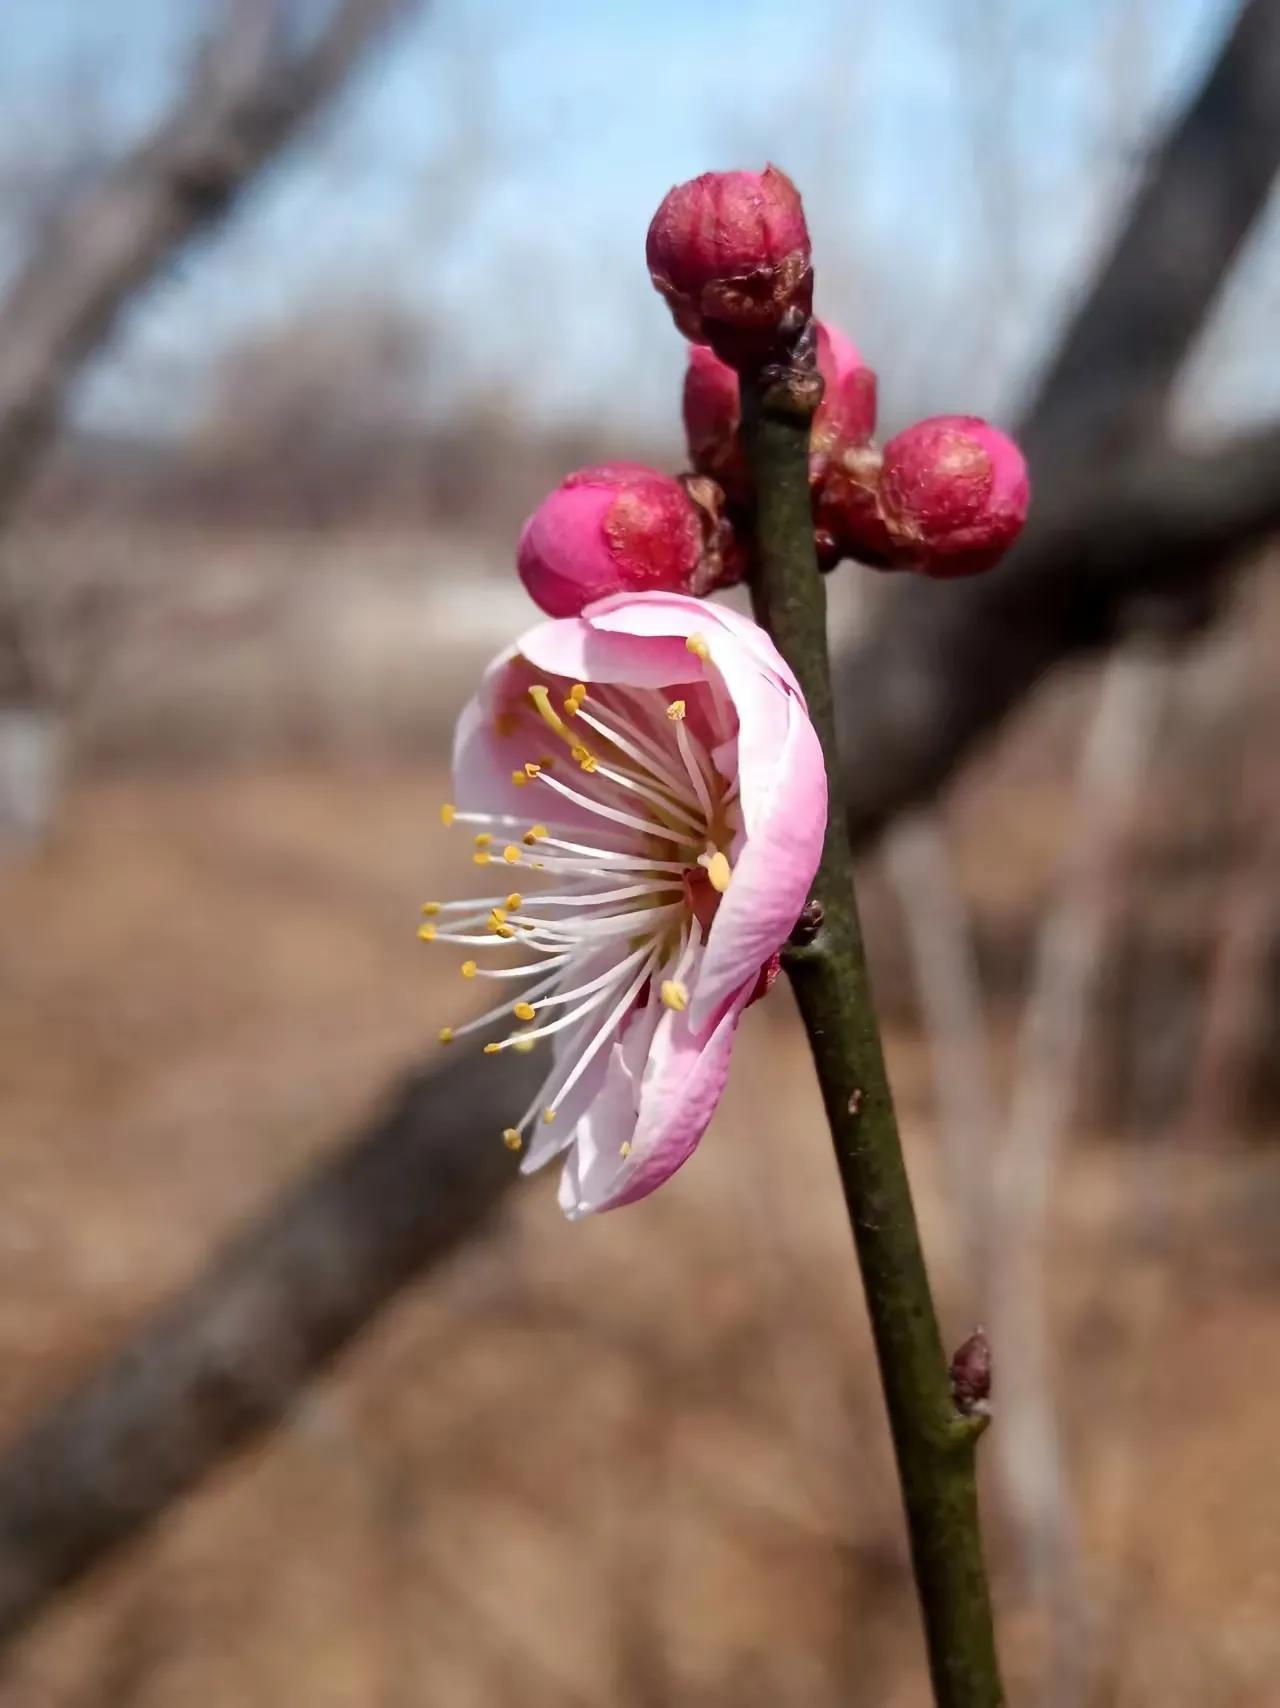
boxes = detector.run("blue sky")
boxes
[0,0,1272,440]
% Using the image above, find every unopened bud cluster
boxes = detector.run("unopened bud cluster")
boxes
[515,165,1028,619]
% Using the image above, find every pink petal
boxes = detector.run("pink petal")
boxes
[690,689,827,1029]
[584,591,804,699]
[559,956,751,1217]
[518,616,703,693]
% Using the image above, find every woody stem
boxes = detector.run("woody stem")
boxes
[740,354,1005,1708]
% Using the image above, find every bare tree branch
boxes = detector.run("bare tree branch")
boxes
[0,0,408,529]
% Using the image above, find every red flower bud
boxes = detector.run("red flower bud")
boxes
[683,320,877,504]
[811,322,877,455]
[682,343,747,495]
[812,442,904,572]
[517,463,716,617]
[878,416,1030,578]
[646,166,813,366]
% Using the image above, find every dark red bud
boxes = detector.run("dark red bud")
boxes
[646,166,813,367]
[950,1328,993,1414]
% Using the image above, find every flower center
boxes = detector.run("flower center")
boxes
[421,665,739,1160]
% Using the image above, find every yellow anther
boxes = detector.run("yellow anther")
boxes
[440,802,456,827]
[503,1127,523,1152]
[417,923,437,943]
[513,1001,536,1022]
[524,762,542,779]
[543,1108,557,1125]
[619,1140,632,1157]
[438,1026,454,1045]
[503,844,522,864]
[486,908,515,940]
[686,634,710,662]
[528,685,578,750]
[666,699,687,721]
[563,695,579,718]
[421,901,441,916]
[473,851,492,867]
[704,850,732,893]
[506,892,522,909]
[474,832,493,848]
[570,683,587,707]
[483,1042,501,1055]
[461,960,478,979]
[512,770,529,787]
[524,824,549,843]
[512,1036,536,1054]
[660,979,689,1012]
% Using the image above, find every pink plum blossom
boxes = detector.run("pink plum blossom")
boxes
[423,592,826,1217]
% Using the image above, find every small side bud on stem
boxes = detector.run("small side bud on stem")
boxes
[789,897,824,945]
[949,1327,993,1417]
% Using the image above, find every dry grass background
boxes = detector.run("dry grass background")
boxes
[0,533,1277,1705]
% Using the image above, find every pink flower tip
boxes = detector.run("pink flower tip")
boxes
[517,464,707,617]
[646,166,813,364]
[877,416,1030,578]
[812,322,877,452]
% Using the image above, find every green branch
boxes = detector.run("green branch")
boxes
[741,360,1005,1708]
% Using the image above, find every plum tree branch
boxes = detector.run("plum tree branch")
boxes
[742,358,1003,1708]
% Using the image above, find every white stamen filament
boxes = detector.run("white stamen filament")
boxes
[572,699,695,797]
[468,956,571,980]
[539,948,662,1120]
[426,672,739,1153]
[587,759,707,834]
[532,769,701,846]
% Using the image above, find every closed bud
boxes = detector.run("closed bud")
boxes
[810,322,877,456]
[646,166,812,366]
[878,416,1030,578]
[813,442,905,572]
[683,320,878,505]
[518,463,728,617]
[683,342,747,495]
[949,1327,993,1416]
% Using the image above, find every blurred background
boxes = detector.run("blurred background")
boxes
[0,1,1277,1704]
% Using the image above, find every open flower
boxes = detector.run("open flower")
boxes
[423,592,826,1217]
